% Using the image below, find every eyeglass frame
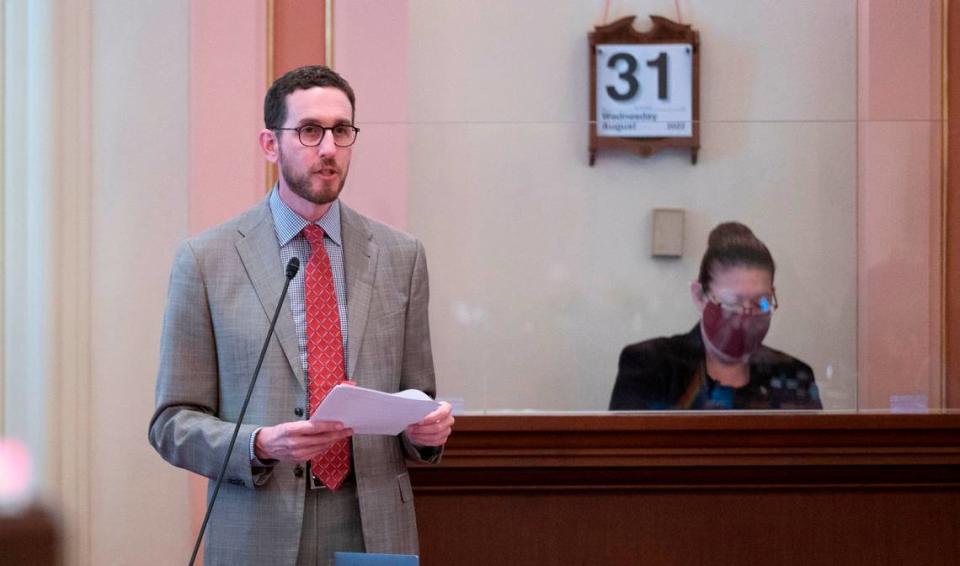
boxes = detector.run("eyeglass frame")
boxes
[705,289,778,315]
[273,123,360,148]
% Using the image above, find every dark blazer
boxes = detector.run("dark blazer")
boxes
[609,325,821,410]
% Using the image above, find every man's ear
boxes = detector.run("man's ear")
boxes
[690,280,707,314]
[258,129,280,163]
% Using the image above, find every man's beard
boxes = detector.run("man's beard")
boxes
[278,146,348,206]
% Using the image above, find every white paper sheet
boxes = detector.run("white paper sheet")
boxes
[309,384,440,435]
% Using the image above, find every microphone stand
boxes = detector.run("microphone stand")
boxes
[188,257,300,566]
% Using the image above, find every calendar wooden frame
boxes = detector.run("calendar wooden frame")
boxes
[589,15,700,165]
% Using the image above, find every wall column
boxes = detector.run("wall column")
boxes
[3,0,94,563]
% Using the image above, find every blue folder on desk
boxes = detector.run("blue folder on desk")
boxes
[334,552,419,565]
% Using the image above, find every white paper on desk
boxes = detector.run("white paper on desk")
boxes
[309,384,440,435]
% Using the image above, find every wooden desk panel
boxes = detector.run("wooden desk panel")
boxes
[410,414,960,566]
[0,505,59,566]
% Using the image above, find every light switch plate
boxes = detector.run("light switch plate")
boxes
[652,208,684,257]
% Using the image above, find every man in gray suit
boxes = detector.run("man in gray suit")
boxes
[149,65,454,565]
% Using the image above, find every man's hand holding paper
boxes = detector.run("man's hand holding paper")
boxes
[254,420,354,463]
[406,402,454,447]
[310,384,451,438]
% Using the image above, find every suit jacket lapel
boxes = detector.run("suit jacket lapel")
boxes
[341,204,379,380]
[234,200,306,389]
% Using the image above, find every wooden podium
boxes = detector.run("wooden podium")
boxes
[411,413,960,566]
[0,505,59,565]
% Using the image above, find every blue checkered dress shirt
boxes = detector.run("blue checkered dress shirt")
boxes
[268,188,349,369]
[250,189,349,464]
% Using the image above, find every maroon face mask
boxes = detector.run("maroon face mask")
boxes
[701,301,771,362]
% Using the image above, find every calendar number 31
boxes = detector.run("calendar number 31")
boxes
[605,52,668,101]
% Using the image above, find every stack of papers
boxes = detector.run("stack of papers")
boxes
[310,384,440,435]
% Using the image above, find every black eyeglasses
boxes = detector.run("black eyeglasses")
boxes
[274,124,360,148]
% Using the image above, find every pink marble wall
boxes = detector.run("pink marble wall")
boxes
[333,0,409,230]
[187,2,269,558]
[188,1,407,234]
[857,0,943,408]
[272,1,326,78]
[188,0,268,235]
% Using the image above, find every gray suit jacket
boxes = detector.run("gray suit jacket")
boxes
[149,198,438,565]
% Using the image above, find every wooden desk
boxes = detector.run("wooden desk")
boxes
[410,413,960,566]
[0,505,59,565]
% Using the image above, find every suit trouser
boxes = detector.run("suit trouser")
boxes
[296,475,365,566]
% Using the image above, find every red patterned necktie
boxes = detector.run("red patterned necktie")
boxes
[303,224,350,490]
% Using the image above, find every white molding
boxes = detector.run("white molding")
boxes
[3,1,93,564]
[0,0,7,438]
[56,1,94,564]
[4,0,57,490]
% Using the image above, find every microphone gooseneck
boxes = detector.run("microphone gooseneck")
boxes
[188,257,300,566]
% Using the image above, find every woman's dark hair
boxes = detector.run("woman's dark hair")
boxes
[697,222,775,291]
[264,65,356,130]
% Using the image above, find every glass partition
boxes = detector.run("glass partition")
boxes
[341,0,944,412]
[405,119,861,411]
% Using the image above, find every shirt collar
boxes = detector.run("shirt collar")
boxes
[269,187,343,247]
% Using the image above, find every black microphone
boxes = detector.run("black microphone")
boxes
[188,256,300,566]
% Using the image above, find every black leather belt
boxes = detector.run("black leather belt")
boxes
[308,469,355,491]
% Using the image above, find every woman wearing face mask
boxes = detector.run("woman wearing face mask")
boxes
[609,222,822,410]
